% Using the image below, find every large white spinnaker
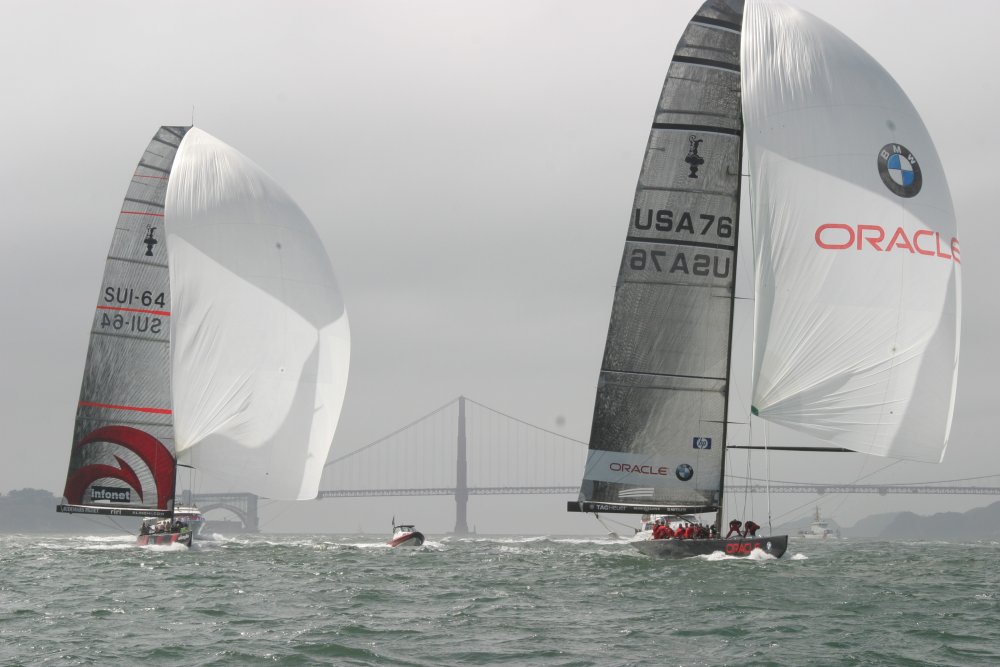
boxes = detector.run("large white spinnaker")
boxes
[742,1,960,462]
[167,128,350,499]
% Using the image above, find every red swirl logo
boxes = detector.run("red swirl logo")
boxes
[63,425,175,509]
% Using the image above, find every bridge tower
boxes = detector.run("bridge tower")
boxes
[454,396,470,535]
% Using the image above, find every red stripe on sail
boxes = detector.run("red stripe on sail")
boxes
[79,401,172,415]
[120,210,164,217]
[96,305,171,317]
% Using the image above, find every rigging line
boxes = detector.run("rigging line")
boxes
[597,514,637,532]
[324,396,460,466]
[462,396,588,445]
[75,514,135,537]
[593,513,626,539]
[764,421,773,534]
[884,473,1000,485]
[772,495,825,523]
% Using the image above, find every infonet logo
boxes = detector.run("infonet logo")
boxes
[814,224,960,264]
[91,486,131,503]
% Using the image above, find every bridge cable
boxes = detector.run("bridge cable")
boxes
[325,396,460,466]
[463,396,588,445]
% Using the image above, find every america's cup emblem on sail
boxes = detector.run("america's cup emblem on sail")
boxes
[143,225,158,256]
[685,135,705,178]
[877,143,922,198]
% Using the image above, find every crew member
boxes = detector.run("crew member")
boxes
[726,519,743,538]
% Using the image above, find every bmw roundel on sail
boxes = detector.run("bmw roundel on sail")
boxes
[568,0,960,536]
[58,126,350,521]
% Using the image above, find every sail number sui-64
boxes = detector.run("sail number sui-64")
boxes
[99,311,163,334]
[99,286,167,334]
[104,287,166,309]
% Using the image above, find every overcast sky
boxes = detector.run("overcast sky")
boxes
[2,1,997,535]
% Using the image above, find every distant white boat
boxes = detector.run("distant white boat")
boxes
[798,508,839,540]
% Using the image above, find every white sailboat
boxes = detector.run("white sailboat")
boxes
[568,0,960,559]
[58,126,351,546]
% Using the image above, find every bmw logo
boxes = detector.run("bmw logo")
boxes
[675,464,694,481]
[877,143,922,198]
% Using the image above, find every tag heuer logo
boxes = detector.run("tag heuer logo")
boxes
[877,144,922,198]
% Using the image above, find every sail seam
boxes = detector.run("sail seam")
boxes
[106,256,168,269]
[74,415,171,427]
[690,16,742,33]
[602,369,726,382]
[671,55,740,73]
[96,305,170,316]
[651,122,741,136]
[136,161,170,174]
[123,197,165,209]
[152,136,180,149]
[91,331,169,344]
[162,127,186,140]
[79,400,171,415]
[625,235,735,252]
[639,185,738,197]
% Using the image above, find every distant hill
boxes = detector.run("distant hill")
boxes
[0,488,136,534]
[864,501,1000,540]
[843,511,900,538]
[780,501,1000,540]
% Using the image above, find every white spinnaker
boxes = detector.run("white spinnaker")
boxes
[166,128,350,499]
[742,1,960,462]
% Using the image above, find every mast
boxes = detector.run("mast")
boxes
[714,122,745,534]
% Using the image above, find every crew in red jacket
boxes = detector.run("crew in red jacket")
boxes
[726,519,743,538]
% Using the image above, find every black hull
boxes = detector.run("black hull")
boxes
[631,535,787,559]
[136,531,192,548]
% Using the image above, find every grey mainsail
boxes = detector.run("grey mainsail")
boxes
[569,0,743,517]
[59,127,191,518]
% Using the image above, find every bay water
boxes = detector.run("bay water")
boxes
[1,533,997,666]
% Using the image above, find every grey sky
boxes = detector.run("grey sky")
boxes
[2,1,996,535]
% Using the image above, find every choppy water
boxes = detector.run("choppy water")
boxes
[1,533,997,666]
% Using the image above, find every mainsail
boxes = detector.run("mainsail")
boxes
[570,0,959,519]
[59,126,349,518]
[571,0,745,515]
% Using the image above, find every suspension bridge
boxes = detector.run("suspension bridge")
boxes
[192,396,1000,532]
